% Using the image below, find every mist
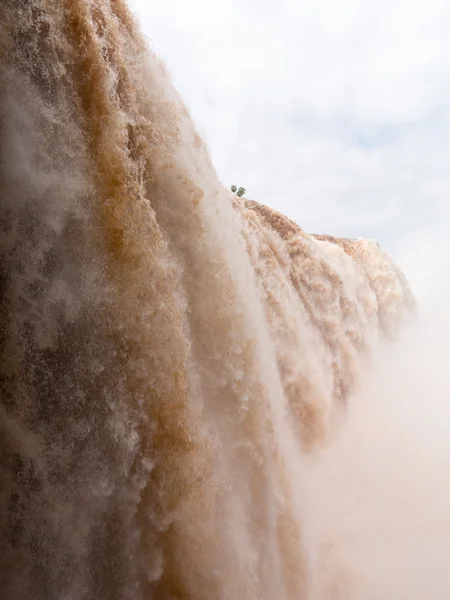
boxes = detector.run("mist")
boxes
[303,230,450,599]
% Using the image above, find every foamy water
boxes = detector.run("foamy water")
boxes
[0,2,420,599]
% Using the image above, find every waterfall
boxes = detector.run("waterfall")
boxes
[0,2,413,599]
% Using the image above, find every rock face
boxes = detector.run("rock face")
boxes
[0,1,413,599]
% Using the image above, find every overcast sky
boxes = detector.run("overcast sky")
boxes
[129,0,450,286]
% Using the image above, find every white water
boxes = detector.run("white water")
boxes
[3,2,445,600]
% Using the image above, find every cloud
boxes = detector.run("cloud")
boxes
[129,0,450,263]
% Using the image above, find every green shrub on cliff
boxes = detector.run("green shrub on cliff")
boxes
[231,185,246,197]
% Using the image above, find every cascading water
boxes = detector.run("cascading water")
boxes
[0,1,414,599]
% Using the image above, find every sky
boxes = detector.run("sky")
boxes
[129,0,450,284]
